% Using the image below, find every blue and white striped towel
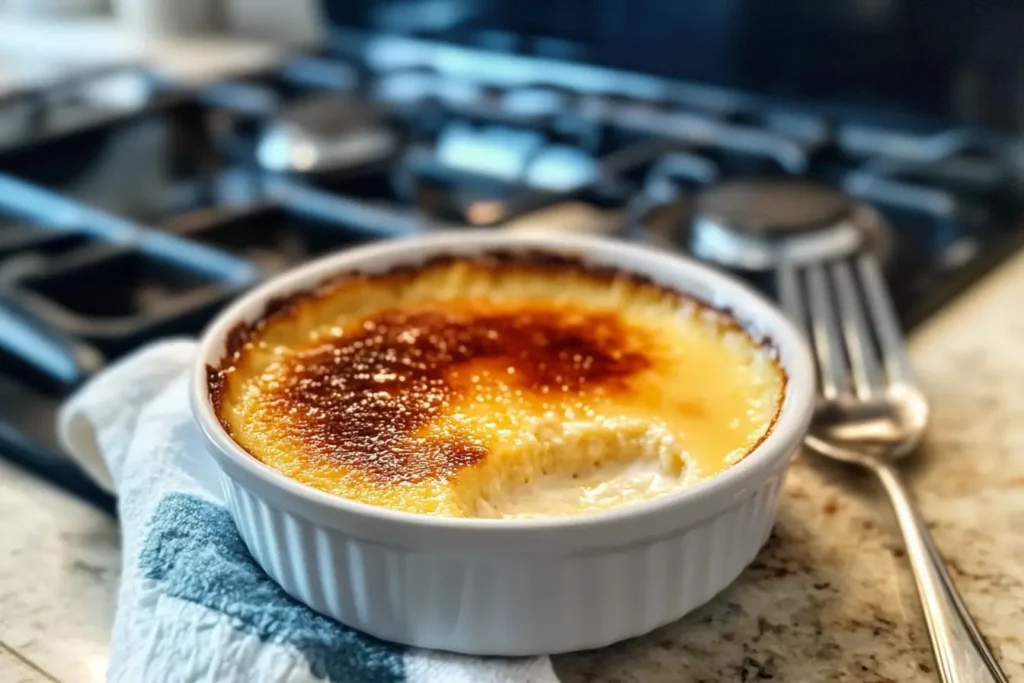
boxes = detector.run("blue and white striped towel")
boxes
[59,340,561,683]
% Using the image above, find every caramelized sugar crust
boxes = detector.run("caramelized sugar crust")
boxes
[210,253,786,518]
[252,306,649,484]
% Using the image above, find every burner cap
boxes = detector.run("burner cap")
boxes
[690,178,886,269]
[695,178,853,235]
[257,95,401,176]
[282,95,389,136]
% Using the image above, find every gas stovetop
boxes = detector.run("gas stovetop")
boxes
[2,48,1023,511]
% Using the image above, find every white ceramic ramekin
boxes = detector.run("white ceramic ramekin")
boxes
[191,231,815,656]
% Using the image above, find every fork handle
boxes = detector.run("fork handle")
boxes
[872,461,1009,682]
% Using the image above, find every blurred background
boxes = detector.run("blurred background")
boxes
[0,0,1023,509]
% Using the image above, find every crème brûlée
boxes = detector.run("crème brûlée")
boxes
[209,254,786,519]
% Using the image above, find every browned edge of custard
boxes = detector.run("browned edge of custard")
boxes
[207,250,788,486]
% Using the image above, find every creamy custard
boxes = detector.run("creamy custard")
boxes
[210,254,786,518]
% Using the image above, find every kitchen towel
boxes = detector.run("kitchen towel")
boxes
[58,339,561,683]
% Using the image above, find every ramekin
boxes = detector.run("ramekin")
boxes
[191,231,815,656]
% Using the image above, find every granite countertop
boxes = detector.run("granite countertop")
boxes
[2,250,1024,682]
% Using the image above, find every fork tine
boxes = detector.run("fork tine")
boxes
[777,264,823,393]
[856,253,913,383]
[806,262,851,399]
[831,259,885,398]
[776,264,807,332]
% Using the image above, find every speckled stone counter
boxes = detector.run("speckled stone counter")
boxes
[555,254,1024,682]
[3,253,1024,682]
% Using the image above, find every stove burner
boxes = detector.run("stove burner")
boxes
[257,96,401,177]
[690,178,890,270]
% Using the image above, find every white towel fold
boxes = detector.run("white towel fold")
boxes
[59,339,561,683]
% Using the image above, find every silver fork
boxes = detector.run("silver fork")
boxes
[777,253,1008,683]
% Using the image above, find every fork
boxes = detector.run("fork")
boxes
[777,253,1009,683]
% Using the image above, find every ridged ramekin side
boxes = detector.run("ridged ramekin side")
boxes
[219,459,789,656]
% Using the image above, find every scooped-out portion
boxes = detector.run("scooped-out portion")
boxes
[209,253,786,518]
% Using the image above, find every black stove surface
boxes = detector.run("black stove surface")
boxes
[1,47,1022,512]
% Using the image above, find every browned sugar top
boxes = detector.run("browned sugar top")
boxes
[250,303,651,483]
